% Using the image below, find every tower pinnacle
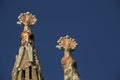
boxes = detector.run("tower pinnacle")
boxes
[12,12,44,80]
[17,12,37,46]
[56,35,80,80]
[17,12,37,27]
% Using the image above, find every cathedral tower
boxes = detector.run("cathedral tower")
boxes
[56,35,80,80]
[12,12,44,80]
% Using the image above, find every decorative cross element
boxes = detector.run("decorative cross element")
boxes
[56,35,78,51]
[17,12,37,27]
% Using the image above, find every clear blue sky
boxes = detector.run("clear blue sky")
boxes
[0,0,120,80]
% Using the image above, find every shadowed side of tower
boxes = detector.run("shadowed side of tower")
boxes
[12,12,44,80]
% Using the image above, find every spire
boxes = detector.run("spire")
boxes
[12,12,44,80]
[56,35,80,80]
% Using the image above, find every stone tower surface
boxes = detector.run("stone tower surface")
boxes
[56,35,80,80]
[12,12,44,80]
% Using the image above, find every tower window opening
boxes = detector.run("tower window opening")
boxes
[29,66,32,79]
[22,70,25,79]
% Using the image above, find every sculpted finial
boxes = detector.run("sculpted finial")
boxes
[17,12,37,27]
[56,35,78,51]
[17,12,37,45]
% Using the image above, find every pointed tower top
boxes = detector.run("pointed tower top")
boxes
[56,35,78,51]
[17,12,37,27]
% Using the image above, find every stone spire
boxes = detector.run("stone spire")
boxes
[56,35,80,80]
[12,12,44,80]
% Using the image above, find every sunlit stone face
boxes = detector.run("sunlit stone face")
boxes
[21,32,28,41]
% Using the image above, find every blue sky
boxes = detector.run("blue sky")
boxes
[0,0,120,80]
